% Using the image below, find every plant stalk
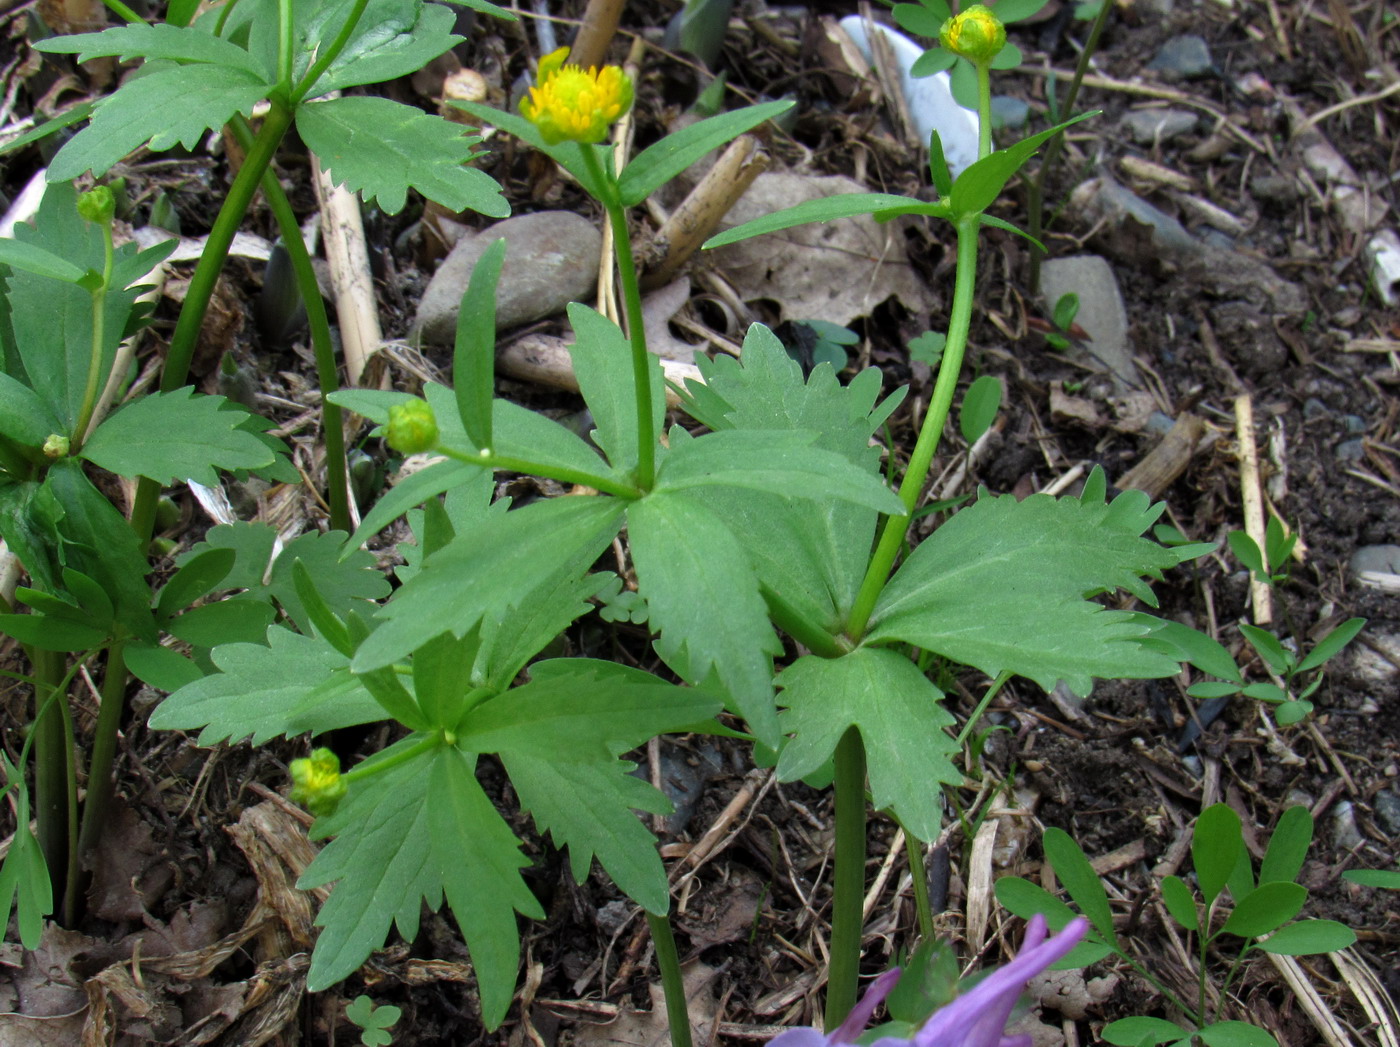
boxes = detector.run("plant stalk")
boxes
[30,647,69,900]
[826,726,868,1027]
[70,214,115,455]
[229,114,351,532]
[73,642,127,892]
[844,216,982,639]
[581,145,657,490]
[646,910,695,1047]
[904,831,935,940]
[437,447,642,499]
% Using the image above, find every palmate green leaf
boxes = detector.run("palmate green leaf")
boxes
[617,101,794,208]
[703,192,931,249]
[0,759,51,948]
[474,571,611,691]
[1160,875,1199,931]
[353,495,626,672]
[35,22,272,78]
[0,238,88,285]
[1254,919,1356,954]
[48,64,269,181]
[303,0,461,94]
[1219,882,1305,937]
[148,625,386,743]
[0,374,63,448]
[456,238,506,452]
[567,303,664,477]
[775,648,958,840]
[868,490,1182,695]
[348,459,489,550]
[463,659,720,911]
[1192,803,1243,910]
[165,595,275,648]
[0,480,58,592]
[1259,806,1312,886]
[629,489,783,747]
[655,429,905,515]
[300,742,544,1030]
[296,96,508,216]
[80,387,278,484]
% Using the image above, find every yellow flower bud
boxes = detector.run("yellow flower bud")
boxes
[386,399,439,455]
[289,747,347,816]
[43,434,70,459]
[77,186,115,226]
[520,46,635,145]
[939,4,1007,64]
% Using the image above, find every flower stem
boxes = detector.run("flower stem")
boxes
[228,114,351,532]
[827,726,867,1027]
[845,216,981,639]
[73,642,127,899]
[580,145,657,490]
[293,0,373,102]
[976,61,993,160]
[437,446,642,499]
[646,910,695,1047]
[904,830,935,940]
[954,670,1011,749]
[69,216,115,454]
[30,647,70,903]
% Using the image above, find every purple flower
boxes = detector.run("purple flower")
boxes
[773,916,1089,1047]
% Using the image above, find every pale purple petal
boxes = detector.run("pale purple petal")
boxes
[831,967,904,1044]
[771,1028,838,1047]
[912,916,1089,1047]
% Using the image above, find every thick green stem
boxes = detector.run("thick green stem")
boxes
[131,102,296,546]
[437,446,642,499]
[30,648,69,903]
[229,115,351,532]
[845,217,981,639]
[826,727,867,1027]
[904,831,934,940]
[646,910,694,1047]
[276,0,294,97]
[74,643,127,893]
[342,732,444,783]
[976,61,993,159]
[581,146,657,490]
[1026,0,1112,293]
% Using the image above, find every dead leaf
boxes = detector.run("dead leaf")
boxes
[709,173,933,328]
[571,963,720,1047]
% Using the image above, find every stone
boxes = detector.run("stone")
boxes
[1121,108,1198,144]
[1336,438,1366,461]
[413,211,602,346]
[1375,790,1400,838]
[1039,255,1137,387]
[1350,545,1400,577]
[1148,35,1213,79]
[992,95,1031,131]
[1332,801,1364,851]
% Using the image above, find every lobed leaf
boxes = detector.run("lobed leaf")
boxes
[35,22,271,78]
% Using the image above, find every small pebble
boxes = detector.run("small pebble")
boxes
[1148,35,1214,79]
[1121,108,1198,144]
[1374,790,1400,838]
[1343,414,1367,434]
[992,95,1031,131]
[1332,800,1364,851]
[1336,438,1365,461]
[1302,398,1328,420]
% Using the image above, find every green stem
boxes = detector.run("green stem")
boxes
[276,0,293,98]
[73,642,127,894]
[437,446,643,499]
[99,0,145,24]
[30,647,69,908]
[646,910,694,1047]
[954,670,1011,748]
[229,114,351,532]
[581,146,657,490]
[132,101,295,546]
[70,218,115,454]
[1115,950,1200,1024]
[1026,0,1112,293]
[904,831,934,940]
[845,216,981,639]
[57,684,79,925]
[976,61,993,160]
[826,727,867,1027]
[342,733,445,784]
[293,0,373,102]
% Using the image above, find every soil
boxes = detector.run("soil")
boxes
[2,0,1399,1044]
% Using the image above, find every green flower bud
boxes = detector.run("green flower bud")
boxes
[386,399,439,455]
[289,747,348,816]
[77,186,116,226]
[939,4,1007,63]
[42,433,70,459]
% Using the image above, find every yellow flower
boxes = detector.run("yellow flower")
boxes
[289,747,347,816]
[520,47,634,145]
[939,4,1007,64]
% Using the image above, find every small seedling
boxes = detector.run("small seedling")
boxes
[345,995,402,1047]
[909,330,947,367]
[997,805,1356,1047]
[1043,292,1081,350]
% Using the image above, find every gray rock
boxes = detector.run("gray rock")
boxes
[1332,801,1364,851]
[1350,545,1400,577]
[1303,397,1328,420]
[1041,255,1136,387]
[1252,173,1301,208]
[1375,790,1400,838]
[1343,414,1367,434]
[1121,108,1198,144]
[1149,35,1213,79]
[1071,176,1199,256]
[413,211,602,346]
[992,95,1030,131]
[1336,438,1366,462]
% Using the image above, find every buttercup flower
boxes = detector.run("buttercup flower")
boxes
[289,747,347,816]
[386,398,439,455]
[520,46,634,145]
[772,916,1088,1047]
[939,4,1007,64]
